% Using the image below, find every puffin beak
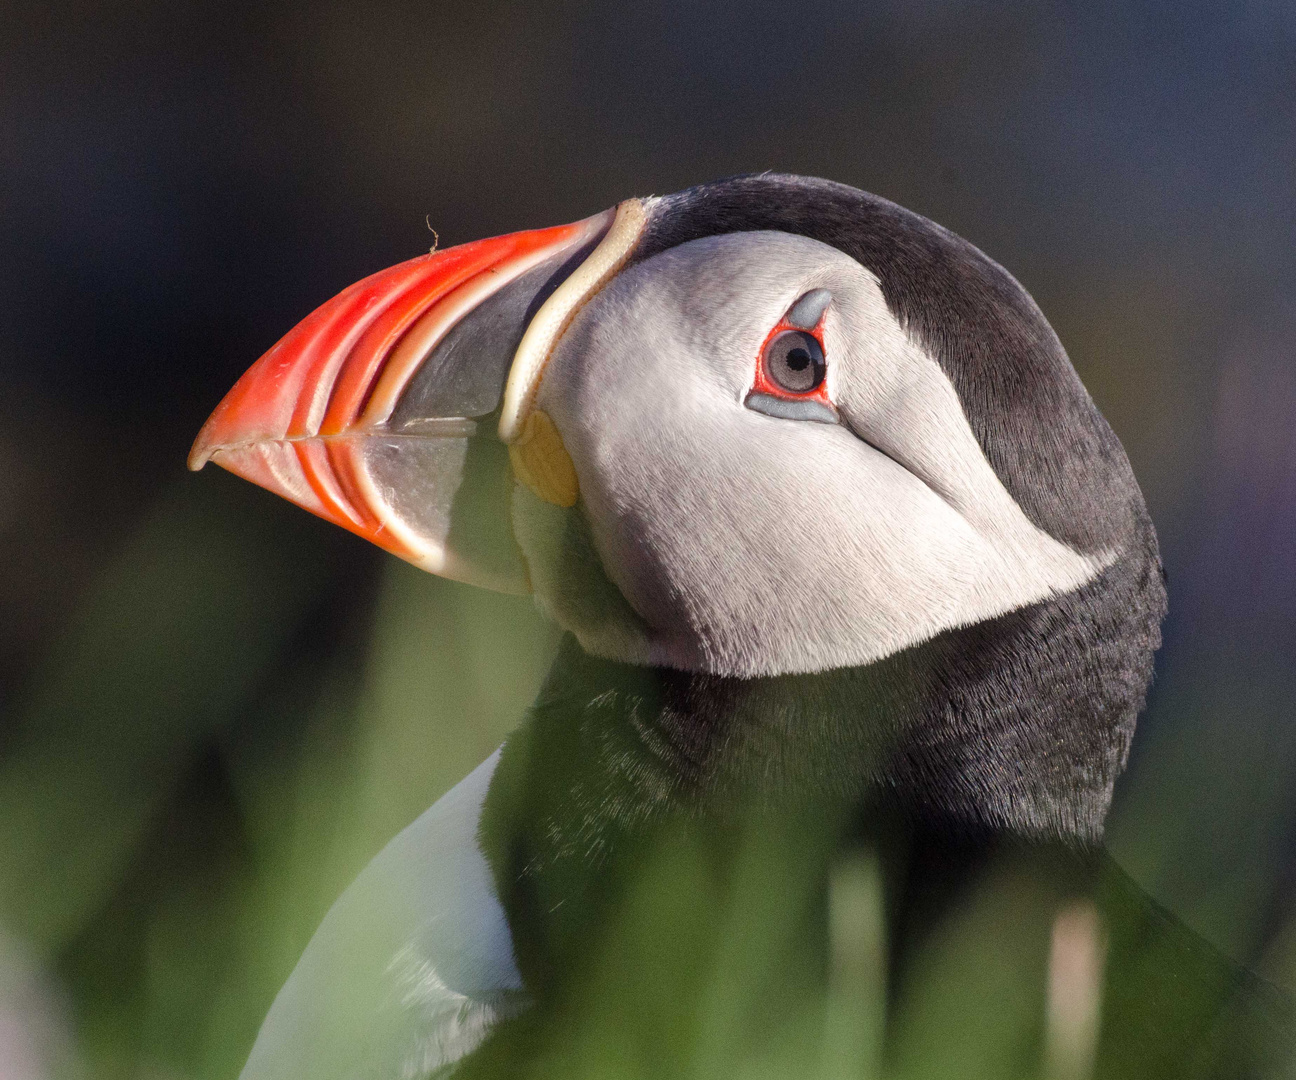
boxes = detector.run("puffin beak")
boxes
[189,202,644,594]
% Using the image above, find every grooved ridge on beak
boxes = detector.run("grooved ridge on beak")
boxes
[498,199,647,444]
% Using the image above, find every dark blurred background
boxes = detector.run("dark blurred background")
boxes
[2,2,1294,1077]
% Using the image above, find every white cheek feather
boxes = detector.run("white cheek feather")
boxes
[530,231,1114,678]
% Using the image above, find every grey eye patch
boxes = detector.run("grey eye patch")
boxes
[784,288,832,330]
[745,393,839,424]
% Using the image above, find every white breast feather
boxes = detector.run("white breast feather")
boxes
[239,751,525,1080]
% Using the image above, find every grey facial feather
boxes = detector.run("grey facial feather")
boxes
[521,231,1111,678]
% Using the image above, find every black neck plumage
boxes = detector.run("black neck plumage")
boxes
[477,627,1091,995]
[472,621,1290,1078]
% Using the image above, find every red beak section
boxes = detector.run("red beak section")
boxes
[189,210,613,584]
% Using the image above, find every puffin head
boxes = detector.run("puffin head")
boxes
[191,174,1165,843]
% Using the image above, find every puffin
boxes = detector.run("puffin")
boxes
[190,175,1292,1079]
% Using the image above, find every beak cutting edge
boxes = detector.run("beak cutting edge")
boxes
[189,200,646,591]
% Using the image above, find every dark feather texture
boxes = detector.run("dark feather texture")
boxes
[473,638,1292,1078]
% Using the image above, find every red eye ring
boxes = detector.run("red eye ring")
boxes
[751,317,832,406]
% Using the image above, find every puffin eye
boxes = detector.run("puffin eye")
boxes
[762,330,825,394]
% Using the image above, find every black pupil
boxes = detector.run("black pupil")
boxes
[764,330,824,394]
